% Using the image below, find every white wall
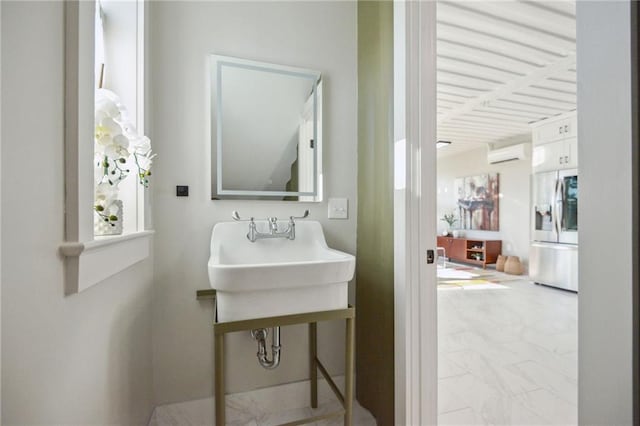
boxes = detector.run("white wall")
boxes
[149,2,357,404]
[437,146,532,267]
[577,1,635,423]
[1,2,155,424]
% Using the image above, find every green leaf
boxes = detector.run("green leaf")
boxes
[95,205,104,212]
[108,215,118,221]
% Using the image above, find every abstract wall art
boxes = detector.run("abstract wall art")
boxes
[454,173,500,231]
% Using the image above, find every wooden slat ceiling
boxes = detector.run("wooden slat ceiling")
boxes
[437,0,576,158]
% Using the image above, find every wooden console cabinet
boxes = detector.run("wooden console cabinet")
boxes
[437,236,502,269]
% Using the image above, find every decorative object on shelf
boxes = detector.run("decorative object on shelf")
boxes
[452,230,460,238]
[496,254,506,272]
[93,200,123,235]
[94,88,156,236]
[440,212,458,237]
[454,173,500,231]
[504,256,524,275]
[93,180,121,232]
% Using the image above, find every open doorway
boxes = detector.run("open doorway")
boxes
[434,2,578,424]
[395,1,637,424]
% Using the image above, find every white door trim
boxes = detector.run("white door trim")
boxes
[394,1,437,424]
[577,1,636,423]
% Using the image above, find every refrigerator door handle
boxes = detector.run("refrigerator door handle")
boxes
[556,178,564,235]
[553,178,562,236]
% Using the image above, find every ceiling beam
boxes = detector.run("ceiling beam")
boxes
[438,52,576,125]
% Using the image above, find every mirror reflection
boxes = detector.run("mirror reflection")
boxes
[210,55,322,201]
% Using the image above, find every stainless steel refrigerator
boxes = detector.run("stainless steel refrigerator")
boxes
[530,168,578,291]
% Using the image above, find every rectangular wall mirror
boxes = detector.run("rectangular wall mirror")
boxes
[210,55,322,201]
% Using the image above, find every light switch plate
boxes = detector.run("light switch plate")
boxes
[328,198,348,219]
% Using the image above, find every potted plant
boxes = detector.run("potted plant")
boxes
[440,212,457,236]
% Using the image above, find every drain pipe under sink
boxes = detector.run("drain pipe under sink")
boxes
[251,327,281,369]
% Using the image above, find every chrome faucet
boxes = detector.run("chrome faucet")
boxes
[232,210,310,243]
[268,217,279,233]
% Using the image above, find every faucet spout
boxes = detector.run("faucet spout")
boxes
[247,219,257,242]
[268,217,279,233]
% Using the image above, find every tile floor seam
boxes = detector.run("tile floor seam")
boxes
[438,405,475,416]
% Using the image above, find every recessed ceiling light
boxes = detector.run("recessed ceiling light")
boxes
[436,140,452,149]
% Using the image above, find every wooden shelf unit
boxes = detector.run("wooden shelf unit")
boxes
[437,236,502,269]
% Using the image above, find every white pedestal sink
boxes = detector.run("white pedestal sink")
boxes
[208,220,355,322]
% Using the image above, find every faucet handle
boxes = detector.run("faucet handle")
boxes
[290,210,310,220]
[232,211,254,221]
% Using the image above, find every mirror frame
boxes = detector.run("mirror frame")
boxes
[209,55,322,201]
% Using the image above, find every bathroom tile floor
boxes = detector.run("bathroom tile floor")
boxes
[149,376,377,426]
[438,264,577,425]
[150,265,575,426]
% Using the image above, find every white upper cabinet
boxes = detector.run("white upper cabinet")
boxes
[532,114,577,144]
[531,112,577,172]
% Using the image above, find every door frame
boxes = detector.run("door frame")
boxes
[393,1,437,424]
[576,1,638,424]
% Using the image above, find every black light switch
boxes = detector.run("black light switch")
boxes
[176,185,189,197]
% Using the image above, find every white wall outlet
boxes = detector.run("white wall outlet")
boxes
[328,198,348,219]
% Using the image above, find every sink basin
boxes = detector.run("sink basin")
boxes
[208,220,355,322]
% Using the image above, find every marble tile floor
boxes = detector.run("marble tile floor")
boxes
[438,265,577,425]
[150,266,575,426]
[149,376,377,426]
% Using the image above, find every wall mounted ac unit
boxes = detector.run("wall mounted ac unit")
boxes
[487,143,529,164]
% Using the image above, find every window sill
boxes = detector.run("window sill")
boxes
[59,230,154,295]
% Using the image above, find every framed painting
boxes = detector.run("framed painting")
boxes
[454,173,499,231]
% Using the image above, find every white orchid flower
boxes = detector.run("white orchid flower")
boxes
[104,134,130,159]
[97,88,121,103]
[95,116,122,149]
[95,108,110,124]
[95,92,121,120]
[120,119,139,137]
[131,135,152,155]
[99,116,121,135]
[136,149,156,170]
